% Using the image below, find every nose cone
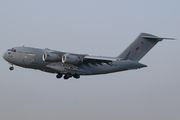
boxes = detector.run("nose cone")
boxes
[2,52,7,61]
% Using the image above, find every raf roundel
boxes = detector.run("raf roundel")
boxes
[135,47,139,50]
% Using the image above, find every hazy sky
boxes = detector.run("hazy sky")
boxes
[0,0,180,120]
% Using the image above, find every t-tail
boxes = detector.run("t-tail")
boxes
[118,33,175,62]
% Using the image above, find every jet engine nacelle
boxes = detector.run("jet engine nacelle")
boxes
[43,53,61,62]
[62,54,81,64]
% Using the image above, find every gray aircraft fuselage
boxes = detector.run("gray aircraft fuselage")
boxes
[3,47,146,75]
[2,33,174,79]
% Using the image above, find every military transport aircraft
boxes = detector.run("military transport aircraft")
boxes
[2,33,174,79]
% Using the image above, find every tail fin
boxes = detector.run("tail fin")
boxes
[118,33,175,62]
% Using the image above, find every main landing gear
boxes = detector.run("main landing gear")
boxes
[56,73,80,80]
[56,73,62,79]
[73,74,80,79]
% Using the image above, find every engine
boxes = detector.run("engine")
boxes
[62,54,81,64]
[43,53,61,62]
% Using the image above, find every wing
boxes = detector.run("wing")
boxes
[83,55,118,67]
[50,50,87,59]
[46,49,118,66]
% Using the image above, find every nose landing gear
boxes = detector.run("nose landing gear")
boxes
[9,64,14,71]
[9,66,14,70]
[8,63,14,71]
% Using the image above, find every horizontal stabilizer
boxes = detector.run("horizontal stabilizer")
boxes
[142,36,175,41]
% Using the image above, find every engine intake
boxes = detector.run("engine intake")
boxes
[43,53,61,62]
[62,54,81,64]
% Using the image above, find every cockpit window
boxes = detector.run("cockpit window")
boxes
[8,48,16,52]
[12,49,16,52]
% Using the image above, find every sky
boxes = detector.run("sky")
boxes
[0,0,180,120]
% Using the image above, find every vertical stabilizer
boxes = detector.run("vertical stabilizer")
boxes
[118,33,174,62]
